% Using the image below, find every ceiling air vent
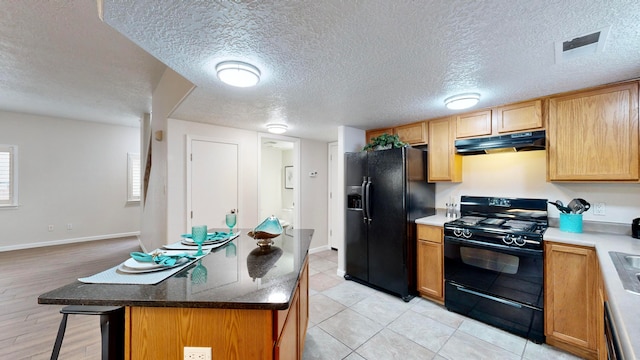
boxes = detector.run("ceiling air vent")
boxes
[555,26,610,63]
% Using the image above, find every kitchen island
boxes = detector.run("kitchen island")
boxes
[39,228,313,360]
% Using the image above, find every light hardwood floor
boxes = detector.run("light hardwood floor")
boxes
[0,237,141,359]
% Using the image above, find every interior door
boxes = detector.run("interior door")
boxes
[190,139,238,230]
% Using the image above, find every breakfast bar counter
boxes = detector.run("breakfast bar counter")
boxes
[39,228,314,360]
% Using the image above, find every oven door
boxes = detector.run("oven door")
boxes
[444,235,545,343]
[444,236,544,308]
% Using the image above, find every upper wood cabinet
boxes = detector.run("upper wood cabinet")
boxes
[428,117,462,182]
[366,122,428,146]
[416,224,444,303]
[365,128,394,144]
[456,110,492,138]
[547,82,639,182]
[395,121,427,145]
[496,99,543,133]
[456,100,543,139]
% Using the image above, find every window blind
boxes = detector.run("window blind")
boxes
[0,146,14,205]
[128,153,141,202]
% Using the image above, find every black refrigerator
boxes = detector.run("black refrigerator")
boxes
[344,146,435,301]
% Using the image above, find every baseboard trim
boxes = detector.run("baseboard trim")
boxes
[309,244,331,254]
[0,232,140,252]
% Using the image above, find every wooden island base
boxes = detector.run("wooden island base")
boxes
[125,260,308,360]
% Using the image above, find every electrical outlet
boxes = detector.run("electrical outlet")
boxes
[184,347,211,360]
[48,225,54,231]
[593,202,606,216]
[67,223,73,230]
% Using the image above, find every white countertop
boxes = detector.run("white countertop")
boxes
[415,214,640,359]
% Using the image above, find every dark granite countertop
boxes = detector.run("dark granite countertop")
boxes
[38,228,313,311]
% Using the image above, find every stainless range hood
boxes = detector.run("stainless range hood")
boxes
[455,130,546,155]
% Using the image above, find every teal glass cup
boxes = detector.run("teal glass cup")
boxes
[191,225,208,256]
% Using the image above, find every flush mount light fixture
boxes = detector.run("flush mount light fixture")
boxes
[216,61,261,87]
[444,93,481,110]
[266,123,288,134]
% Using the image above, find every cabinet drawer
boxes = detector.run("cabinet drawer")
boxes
[417,224,442,243]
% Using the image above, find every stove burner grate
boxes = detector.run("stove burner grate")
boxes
[502,220,537,232]
[456,216,486,226]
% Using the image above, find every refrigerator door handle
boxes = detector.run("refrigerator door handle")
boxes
[365,177,372,223]
[361,177,368,223]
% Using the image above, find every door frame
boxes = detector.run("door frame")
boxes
[257,133,300,230]
[185,135,242,230]
[327,141,339,250]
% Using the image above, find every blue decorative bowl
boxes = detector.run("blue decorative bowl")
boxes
[248,215,283,247]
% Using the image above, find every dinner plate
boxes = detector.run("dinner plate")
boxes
[181,231,240,246]
[180,231,227,239]
[118,257,190,274]
[122,257,165,270]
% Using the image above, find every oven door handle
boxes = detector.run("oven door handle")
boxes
[453,285,522,309]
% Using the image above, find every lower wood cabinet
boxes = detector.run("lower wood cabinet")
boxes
[125,260,309,360]
[416,224,444,303]
[544,241,603,360]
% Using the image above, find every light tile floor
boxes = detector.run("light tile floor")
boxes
[303,249,584,360]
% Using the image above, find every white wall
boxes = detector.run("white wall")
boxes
[282,150,294,210]
[167,119,329,251]
[436,150,640,224]
[140,68,194,252]
[299,138,329,250]
[166,119,259,242]
[0,111,140,251]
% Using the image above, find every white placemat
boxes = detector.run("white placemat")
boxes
[78,250,210,285]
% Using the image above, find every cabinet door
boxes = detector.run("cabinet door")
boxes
[456,110,492,138]
[496,100,543,133]
[416,225,444,302]
[275,290,299,360]
[548,82,639,181]
[128,307,273,360]
[395,122,427,145]
[545,242,599,359]
[365,128,394,144]
[298,261,309,358]
[428,117,462,182]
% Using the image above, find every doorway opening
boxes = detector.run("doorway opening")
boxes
[258,134,300,231]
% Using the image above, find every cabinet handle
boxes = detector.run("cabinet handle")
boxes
[454,285,522,309]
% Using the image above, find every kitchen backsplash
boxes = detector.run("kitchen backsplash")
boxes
[435,150,640,225]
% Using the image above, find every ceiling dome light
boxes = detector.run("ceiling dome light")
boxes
[216,61,261,87]
[444,93,481,110]
[266,123,288,134]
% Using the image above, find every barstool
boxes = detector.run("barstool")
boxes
[50,305,124,360]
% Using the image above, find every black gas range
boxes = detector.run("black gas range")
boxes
[444,196,548,251]
[443,196,548,343]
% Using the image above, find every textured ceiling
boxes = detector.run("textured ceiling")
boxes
[3,1,639,141]
[0,1,165,127]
